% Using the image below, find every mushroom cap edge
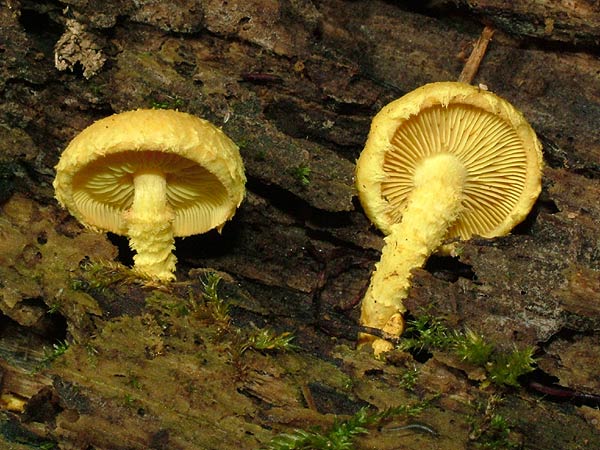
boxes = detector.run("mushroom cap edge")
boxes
[53,108,246,236]
[355,81,543,239]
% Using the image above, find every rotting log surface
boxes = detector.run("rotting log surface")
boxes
[1,1,599,449]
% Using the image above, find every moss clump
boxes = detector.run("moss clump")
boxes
[149,94,185,110]
[241,328,298,355]
[486,347,536,388]
[398,314,455,353]
[454,328,494,366]
[468,395,522,449]
[265,402,430,450]
[398,314,536,387]
[70,260,143,293]
[289,165,311,186]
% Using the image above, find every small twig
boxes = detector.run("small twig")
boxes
[458,25,495,84]
[357,325,403,344]
[528,381,600,408]
[301,383,319,412]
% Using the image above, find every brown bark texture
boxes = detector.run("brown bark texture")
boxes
[1,0,599,449]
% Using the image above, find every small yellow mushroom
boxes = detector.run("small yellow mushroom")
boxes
[356,82,543,354]
[53,109,246,281]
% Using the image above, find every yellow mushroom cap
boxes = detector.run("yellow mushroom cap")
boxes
[53,109,246,237]
[356,81,543,240]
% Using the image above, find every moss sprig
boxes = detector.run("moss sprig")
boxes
[398,314,454,353]
[197,272,299,356]
[487,346,536,388]
[71,259,142,292]
[454,328,495,366]
[265,401,429,450]
[241,328,298,355]
[200,272,231,327]
[469,395,521,449]
[290,165,311,186]
[37,340,70,370]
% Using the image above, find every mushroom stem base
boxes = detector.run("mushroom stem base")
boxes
[126,170,176,281]
[360,154,467,354]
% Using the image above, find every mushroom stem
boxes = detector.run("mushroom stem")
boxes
[126,170,176,281]
[360,154,467,354]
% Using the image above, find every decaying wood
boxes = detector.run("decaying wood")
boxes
[1,0,599,449]
[457,0,600,48]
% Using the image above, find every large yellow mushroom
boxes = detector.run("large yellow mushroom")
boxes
[356,82,543,354]
[54,109,246,281]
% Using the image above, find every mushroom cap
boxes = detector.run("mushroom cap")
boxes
[54,109,246,236]
[356,81,543,240]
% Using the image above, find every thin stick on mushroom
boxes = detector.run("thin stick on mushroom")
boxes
[458,25,495,84]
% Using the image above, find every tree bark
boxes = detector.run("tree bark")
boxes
[1,1,599,449]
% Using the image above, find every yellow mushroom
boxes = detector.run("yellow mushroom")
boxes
[53,109,246,281]
[356,82,543,354]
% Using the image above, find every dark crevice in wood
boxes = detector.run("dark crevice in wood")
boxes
[245,177,357,233]
[425,256,476,283]
[511,198,550,235]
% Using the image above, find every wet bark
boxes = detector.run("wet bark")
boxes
[1,1,599,449]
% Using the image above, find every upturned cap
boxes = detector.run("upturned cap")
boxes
[356,81,543,240]
[54,108,246,236]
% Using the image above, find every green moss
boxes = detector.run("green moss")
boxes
[87,80,106,98]
[289,165,311,186]
[38,340,69,368]
[454,328,495,366]
[398,314,536,388]
[200,272,231,327]
[398,314,454,353]
[469,396,521,449]
[265,402,430,450]
[236,137,250,150]
[398,366,419,390]
[150,95,185,110]
[71,260,141,293]
[487,347,536,388]
[46,278,277,447]
[46,301,62,315]
[145,290,191,318]
[122,393,138,408]
[241,328,298,355]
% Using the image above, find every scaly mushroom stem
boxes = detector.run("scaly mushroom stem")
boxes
[360,154,467,354]
[126,170,176,281]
